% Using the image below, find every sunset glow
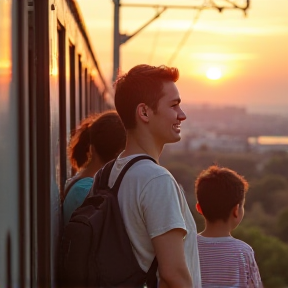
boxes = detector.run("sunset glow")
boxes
[206,67,222,80]
[77,0,288,116]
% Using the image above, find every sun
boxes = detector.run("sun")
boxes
[206,67,222,80]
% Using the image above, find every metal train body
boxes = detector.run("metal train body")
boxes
[0,0,111,286]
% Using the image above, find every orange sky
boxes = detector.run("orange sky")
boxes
[77,0,288,116]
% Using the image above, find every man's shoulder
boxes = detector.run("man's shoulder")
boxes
[116,154,171,177]
[127,158,172,179]
[110,154,176,189]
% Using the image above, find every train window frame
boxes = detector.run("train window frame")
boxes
[89,75,94,113]
[78,55,83,120]
[69,42,76,136]
[57,22,67,198]
[84,67,89,116]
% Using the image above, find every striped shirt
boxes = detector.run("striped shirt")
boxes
[197,235,262,288]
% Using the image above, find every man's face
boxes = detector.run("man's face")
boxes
[148,81,186,146]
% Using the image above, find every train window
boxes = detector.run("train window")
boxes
[69,43,76,176]
[69,43,76,136]
[89,75,94,113]
[92,81,99,113]
[84,68,89,117]
[78,55,82,120]
[99,89,103,112]
[94,80,101,113]
[57,22,67,196]
[96,86,103,112]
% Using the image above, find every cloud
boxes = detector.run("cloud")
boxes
[150,19,288,36]
[189,53,257,61]
[195,23,288,36]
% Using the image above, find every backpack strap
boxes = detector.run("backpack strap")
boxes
[92,155,156,195]
[96,159,117,190]
[111,155,156,195]
[91,155,159,283]
[110,155,158,286]
[146,257,158,288]
[63,176,86,200]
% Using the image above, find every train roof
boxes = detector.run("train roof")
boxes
[66,0,111,96]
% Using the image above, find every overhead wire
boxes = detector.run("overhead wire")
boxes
[167,6,203,66]
[222,0,238,8]
[147,18,162,65]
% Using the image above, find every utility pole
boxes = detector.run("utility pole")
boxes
[112,0,250,82]
[112,0,166,81]
[113,0,120,83]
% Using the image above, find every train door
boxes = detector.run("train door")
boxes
[0,0,31,287]
[33,0,52,286]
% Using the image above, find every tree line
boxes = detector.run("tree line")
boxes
[160,149,288,288]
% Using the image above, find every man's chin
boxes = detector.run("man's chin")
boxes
[167,135,182,144]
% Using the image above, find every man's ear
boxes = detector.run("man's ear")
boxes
[232,204,240,218]
[136,103,149,123]
[196,202,203,215]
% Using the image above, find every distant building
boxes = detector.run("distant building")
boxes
[188,132,248,152]
[248,136,288,153]
[172,105,288,153]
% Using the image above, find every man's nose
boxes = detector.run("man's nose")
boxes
[178,107,186,121]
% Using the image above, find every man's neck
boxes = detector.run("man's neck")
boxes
[120,130,162,163]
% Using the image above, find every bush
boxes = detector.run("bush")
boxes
[277,208,288,243]
[246,175,288,214]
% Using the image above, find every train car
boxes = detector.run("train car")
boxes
[0,0,111,287]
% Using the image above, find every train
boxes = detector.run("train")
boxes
[0,0,112,286]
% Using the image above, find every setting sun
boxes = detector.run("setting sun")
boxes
[206,67,222,80]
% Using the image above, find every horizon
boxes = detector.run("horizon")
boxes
[181,102,288,118]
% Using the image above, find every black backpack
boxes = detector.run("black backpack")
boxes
[60,155,158,288]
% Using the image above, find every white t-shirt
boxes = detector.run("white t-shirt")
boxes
[197,235,262,288]
[108,154,202,288]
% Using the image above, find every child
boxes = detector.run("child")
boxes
[195,165,262,288]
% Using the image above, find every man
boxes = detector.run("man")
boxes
[110,64,201,288]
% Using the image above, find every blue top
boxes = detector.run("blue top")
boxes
[63,177,94,225]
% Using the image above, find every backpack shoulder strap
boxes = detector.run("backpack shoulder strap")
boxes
[63,176,85,200]
[88,159,116,196]
[90,155,156,196]
[112,155,156,195]
[146,257,158,288]
[96,158,117,189]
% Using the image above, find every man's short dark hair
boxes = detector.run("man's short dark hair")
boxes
[114,64,179,130]
[195,165,249,222]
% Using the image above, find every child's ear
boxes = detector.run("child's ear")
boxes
[196,202,203,215]
[232,204,240,218]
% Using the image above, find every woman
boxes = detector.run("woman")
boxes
[63,110,126,225]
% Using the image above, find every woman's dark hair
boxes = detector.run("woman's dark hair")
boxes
[68,111,126,171]
[114,64,179,130]
[195,165,249,222]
